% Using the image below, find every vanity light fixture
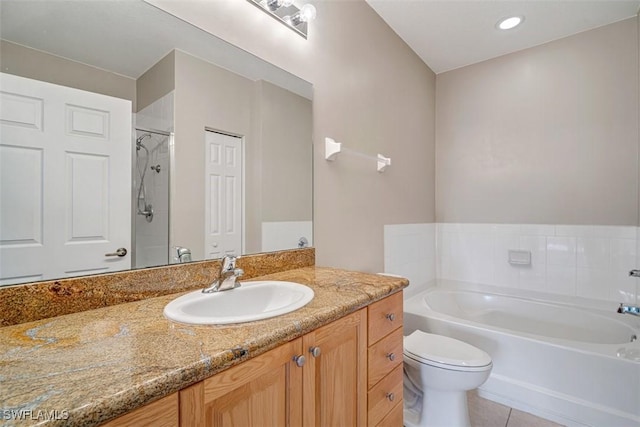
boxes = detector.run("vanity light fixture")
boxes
[496,16,524,30]
[248,0,316,38]
[267,0,294,11]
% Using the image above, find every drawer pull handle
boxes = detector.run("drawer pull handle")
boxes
[386,313,395,322]
[309,346,321,358]
[386,352,396,362]
[386,392,395,402]
[293,355,306,367]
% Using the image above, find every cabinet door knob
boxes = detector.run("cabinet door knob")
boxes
[293,355,306,367]
[386,352,396,362]
[386,392,395,402]
[309,346,321,358]
[386,313,395,322]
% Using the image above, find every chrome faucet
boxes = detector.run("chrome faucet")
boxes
[617,303,640,317]
[202,255,244,293]
[174,246,192,263]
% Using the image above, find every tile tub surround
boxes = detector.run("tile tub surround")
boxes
[384,223,436,298]
[0,267,408,427]
[0,248,315,327]
[436,224,638,303]
[383,222,640,304]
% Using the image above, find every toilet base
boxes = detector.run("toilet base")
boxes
[403,407,420,427]
[403,389,471,427]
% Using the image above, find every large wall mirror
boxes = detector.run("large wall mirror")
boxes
[0,0,313,286]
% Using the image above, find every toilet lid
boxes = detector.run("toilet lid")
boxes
[404,331,492,370]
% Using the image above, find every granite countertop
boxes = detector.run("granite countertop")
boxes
[0,267,408,426]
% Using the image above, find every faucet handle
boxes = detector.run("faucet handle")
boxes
[222,255,239,270]
[234,268,244,277]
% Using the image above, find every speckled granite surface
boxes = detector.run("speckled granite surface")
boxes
[0,248,314,327]
[0,267,407,426]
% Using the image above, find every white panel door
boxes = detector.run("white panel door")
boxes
[0,73,131,285]
[205,131,242,259]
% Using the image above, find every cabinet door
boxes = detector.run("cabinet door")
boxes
[179,338,303,427]
[302,309,368,427]
[102,393,178,427]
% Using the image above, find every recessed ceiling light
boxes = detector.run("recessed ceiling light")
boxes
[496,16,524,30]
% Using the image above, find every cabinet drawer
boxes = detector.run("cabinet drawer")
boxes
[368,292,403,345]
[376,400,403,427]
[368,364,403,426]
[368,328,403,389]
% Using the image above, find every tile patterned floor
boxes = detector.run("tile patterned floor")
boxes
[467,391,565,427]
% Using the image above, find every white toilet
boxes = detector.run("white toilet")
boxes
[403,330,493,427]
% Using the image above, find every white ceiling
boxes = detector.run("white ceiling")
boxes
[0,1,312,99]
[3,1,638,82]
[365,0,640,74]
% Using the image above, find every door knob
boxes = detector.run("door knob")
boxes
[386,352,396,362]
[105,248,127,257]
[386,313,396,322]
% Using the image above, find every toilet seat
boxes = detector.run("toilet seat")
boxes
[404,331,492,372]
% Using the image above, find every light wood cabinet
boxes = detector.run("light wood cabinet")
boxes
[303,309,367,426]
[179,338,303,426]
[368,328,403,389]
[367,291,404,426]
[368,291,403,344]
[179,310,367,427]
[102,392,179,427]
[368,365,403,426]
[375,394,404,427]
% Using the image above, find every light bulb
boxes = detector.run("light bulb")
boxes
[267,0,293,11]
[299,4,316,22]
[496,16,523,30]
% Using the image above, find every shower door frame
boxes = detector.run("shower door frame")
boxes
[132,127,174,269]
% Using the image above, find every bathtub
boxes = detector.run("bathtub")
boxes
[403,281,640,427]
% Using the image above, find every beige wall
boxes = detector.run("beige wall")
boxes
[256,80,313,222]
[136,50,175,112]
[436,18,639,226]
[173,50,254,260]
[148,0,437,272]
[143,50,313,258]
[247,80,313,253]
[0,40,136,110]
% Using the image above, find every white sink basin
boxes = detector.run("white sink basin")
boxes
[163,280,314,325]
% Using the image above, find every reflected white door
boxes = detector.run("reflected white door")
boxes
[204,131,242,259]
[0,73,131,285]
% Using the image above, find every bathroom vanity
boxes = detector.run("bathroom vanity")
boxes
[0,260,407,426]
[104,291,405,427]
[108,310,368,426]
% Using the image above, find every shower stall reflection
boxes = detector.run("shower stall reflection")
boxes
[133,129,170,268]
